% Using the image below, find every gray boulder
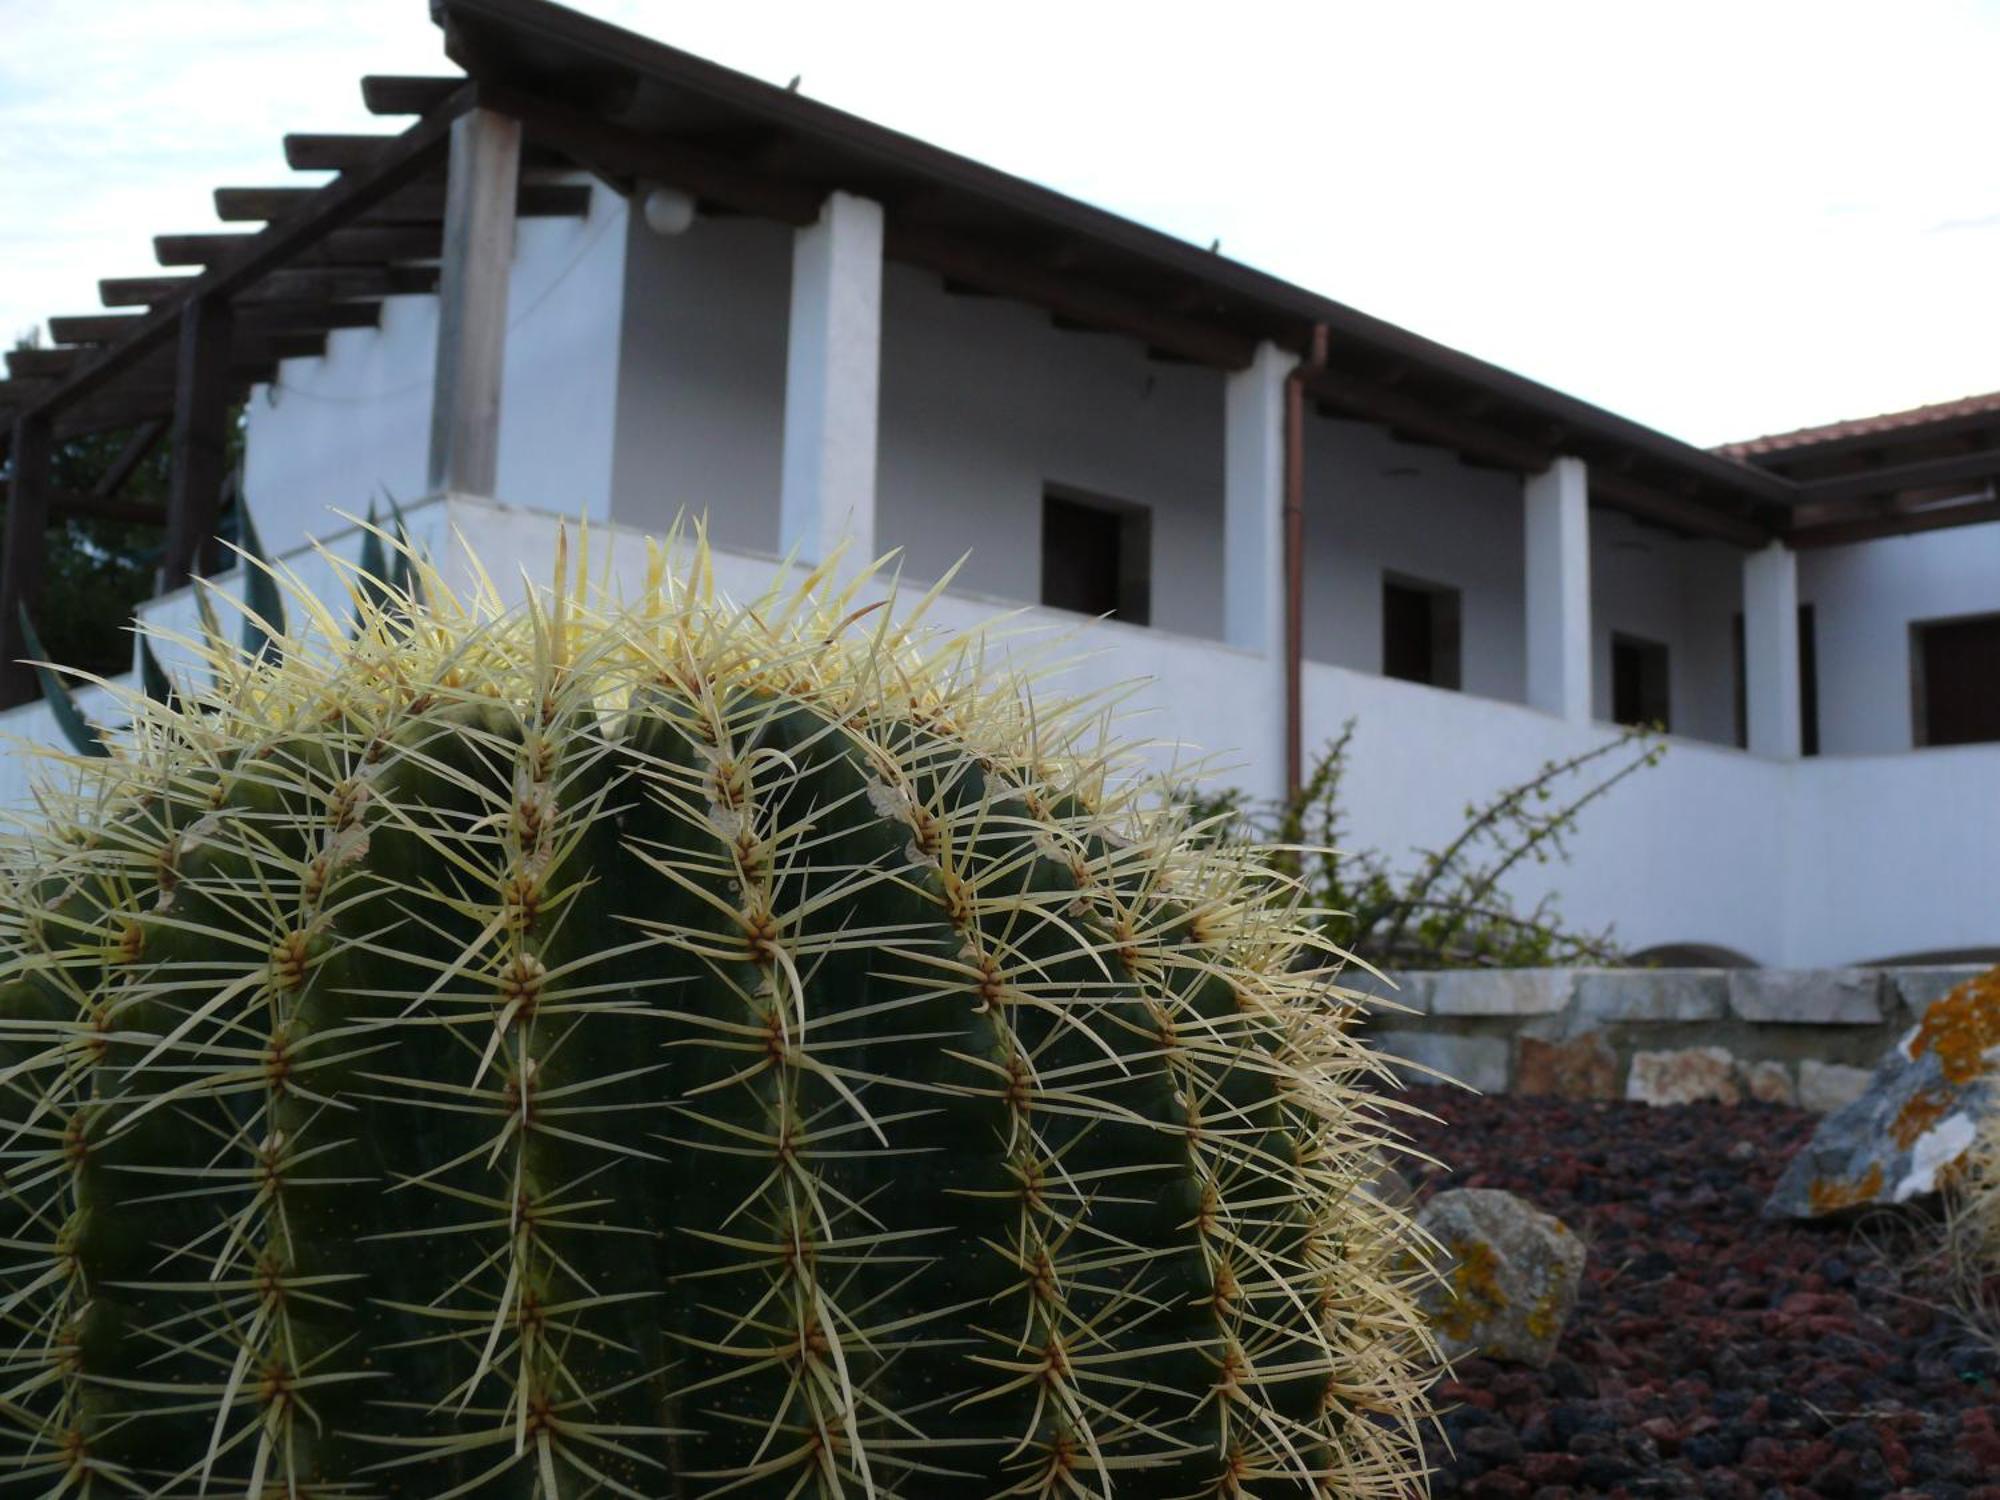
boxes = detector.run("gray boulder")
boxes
[1766,967,2000,1219]
[1414,1188,1585,1368]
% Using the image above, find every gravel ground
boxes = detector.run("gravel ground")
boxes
[1399,1094,2000,1499]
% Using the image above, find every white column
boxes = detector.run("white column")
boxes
[1523,456,1592,723]
[428,108,521,498]
[1223,342,1297,800]
[1743,541,1802,759]
[780,191,884,566]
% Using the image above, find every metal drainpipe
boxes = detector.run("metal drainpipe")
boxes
[1283,324,1330,798]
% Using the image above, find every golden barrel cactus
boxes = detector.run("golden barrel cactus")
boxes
[0,526,1437,1496]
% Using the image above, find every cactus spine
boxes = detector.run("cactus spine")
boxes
[0,525,1437,1496]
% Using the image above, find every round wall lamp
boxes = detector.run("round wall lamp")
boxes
[642,185,698,236]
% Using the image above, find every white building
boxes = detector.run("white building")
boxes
[3,0,1996,969]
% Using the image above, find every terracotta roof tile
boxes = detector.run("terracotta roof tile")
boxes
[1716,390,2000,460]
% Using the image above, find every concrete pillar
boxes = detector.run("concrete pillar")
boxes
[428,108,522,498]
[780,191,884,565]
[1523,456,1592,723]
[1223,343,1296,798]
[1743,541,1802,759]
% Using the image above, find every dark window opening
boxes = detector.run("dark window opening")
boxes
[1611,633,1670,731]
[1731,604,1819,754]
[1040,490,1151,625]
[1381,576,1462,690]
[1913,612,2000,747]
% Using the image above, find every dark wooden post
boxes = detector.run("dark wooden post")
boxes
[427,108,521,497]
[157,293,236,592]
[0,409,54,708]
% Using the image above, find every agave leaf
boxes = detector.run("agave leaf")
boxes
[16,605,109,757]
[138,636,175,708]
[356,501,392,620]
[237,503,287,663]
[386,491,422,608]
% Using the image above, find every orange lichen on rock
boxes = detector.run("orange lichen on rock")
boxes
[1436,1238,1509,1341]
[1525,1287,1566,1343]
[1807,1163,1884,1215]
[1892,1088,1954,1150]
[1908,966,2000,1085]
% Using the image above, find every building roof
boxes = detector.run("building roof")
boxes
[1717,390,2000,461]
[4,0,1995,553]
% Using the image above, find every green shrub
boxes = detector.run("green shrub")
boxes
[1184,721,1663,970]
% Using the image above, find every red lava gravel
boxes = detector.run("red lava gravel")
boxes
[1399,1093,2000,1500]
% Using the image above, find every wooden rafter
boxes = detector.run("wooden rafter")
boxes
[51,303,380,348]
[22,84,472,424]
[1788,496,2000,549]
[212,180,586,224]
[362,75,464,116]
[154,226,443,269]
[101,265,439,309]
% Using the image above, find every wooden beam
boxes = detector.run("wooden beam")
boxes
[485,84,825,224]
[1589,469,1769,548]
[213,181,587,225]
[1788,496,2000,549]
[90,420,168,501]
[886,222,1255,369]
[0,411,54,707]
[284,133,402,171]
[362,75,464,116]
[5,350,79,380]
[157,297,237,590]
[51,304,379,347]
[155,226,443,269]
[26,86,472,423]
[1790,446,2000,506]
[427,109,521,497]
[103,266,438,308]
[1305,367,1553,472]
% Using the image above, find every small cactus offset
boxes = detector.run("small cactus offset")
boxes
[0,525,1437,1497]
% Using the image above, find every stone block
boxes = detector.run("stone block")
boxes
[1797,1060,1873,1115]
[1572,968,1727,1025]
[1740,1059,1796,1106]
[1371,1030,1509,1095]
[1429,969,1574,1018]
[1893,966,1990,1020]
[1340,967,1431,1017]
[1727,969,1882,1025]
[1627,1046,1742,1106]
[1515,1031,1619,1101]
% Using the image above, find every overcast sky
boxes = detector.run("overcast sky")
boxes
[4,0,1996,448]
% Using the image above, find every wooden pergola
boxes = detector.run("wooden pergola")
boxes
[5,0,1990,710]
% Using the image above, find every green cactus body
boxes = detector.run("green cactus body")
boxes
[0,531,1435,1496]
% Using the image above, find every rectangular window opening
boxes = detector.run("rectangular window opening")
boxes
[1381,575,1463,690]
[1611,632,1670,731]
[1040,489,1151,625]
[1912,611,2000,748]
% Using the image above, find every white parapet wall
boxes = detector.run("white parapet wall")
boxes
[2,496,1996,970]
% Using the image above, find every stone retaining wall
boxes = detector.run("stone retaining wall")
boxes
[1352,966,1986,1113]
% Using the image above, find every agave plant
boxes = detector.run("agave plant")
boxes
[0,523,1438,1496]
[19,497,421,757]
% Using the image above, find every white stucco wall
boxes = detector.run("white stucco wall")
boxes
[1802,516,2000,755]
[876,264,1227,638]
[1589,511,1742,747]
[4,497,1995,967]
[244,179,628,557]
[609,212,792,555]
